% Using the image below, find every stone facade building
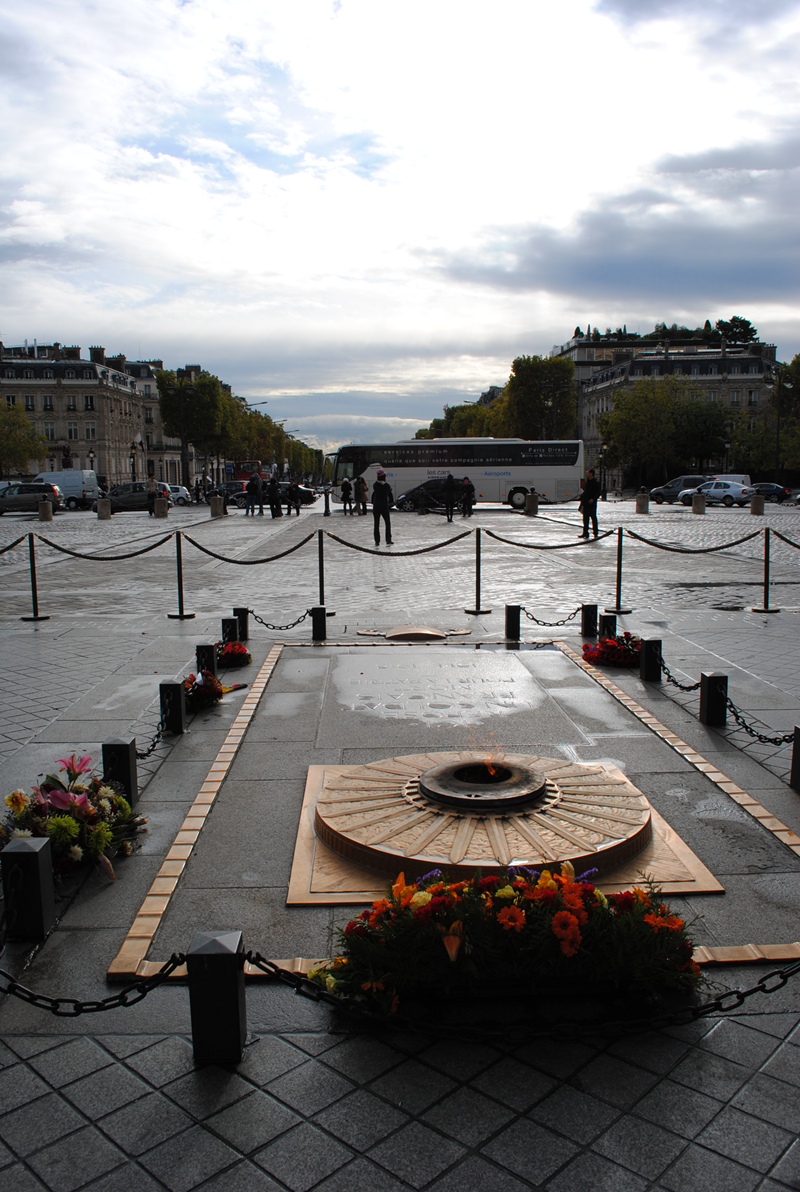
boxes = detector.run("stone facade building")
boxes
[1,341,196,488]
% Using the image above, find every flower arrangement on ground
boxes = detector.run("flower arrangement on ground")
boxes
[216,640,252,668]
[308,864,701,1015]
[1,753,147,878]
[183,669,224,712]
[583,632,642,667]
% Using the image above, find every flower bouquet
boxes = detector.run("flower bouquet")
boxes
[183,669,224,712]
[308,864,701,1016]
[583,632,642,667]
[216,640,252,668]
[1,753,148,878]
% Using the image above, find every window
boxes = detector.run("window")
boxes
[140,368,148,378]
[4,369,14,378]
[651,366,660,377]
[143,383,151,396]
[66,395,77,411]
[709,365,718,375]
[707,391,717,401]
[83,370,93,379]
[145,432,153,449]
[44,422,55,441]
[748,390,759,406]
[84,394,94,411]
[144,406,153,423]
[633,367,642,377]
[730,365,741,375]
[730,390,740,405]
[691,365,699,376]
[84,422,96,440]
[67,421,79,440]
[23,369,33,379]
[5,395,15,406]
[43,369,53,379]
[43,394,53,411]
[749,418,757,431]
[749,365,758,375]
[65,369,75,379]
[24,395,35,411]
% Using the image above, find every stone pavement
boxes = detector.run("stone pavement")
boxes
[2,501,800,1192]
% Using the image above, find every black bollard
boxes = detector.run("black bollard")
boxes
[639,639,663,683]
[604,526,632,615]
[581,603,598,638]
[160,680,186,734]
[311,606,327,641]
[505,605,521,641]
[196,644,218,678]
[465,528,491,615]
[167,531,195,620]
[790,727,800,793]
[1,837,56,940]
[221,617,239,644]
[233,607,249,643]
[323,489,331,517]
[187,930,247,1066]
[598,612,617,639]
[318,530,325,606]
[102,737,139,806]
[699,672,728,726]
[20,533,50,622]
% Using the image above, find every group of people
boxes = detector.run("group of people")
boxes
[339,475,369,515]
[244,473,303,517]
[442,474,475,522]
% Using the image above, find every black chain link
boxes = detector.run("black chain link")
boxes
[521,605,581,627]
[249,608,311,632]
[725,699,796,746]
[135,708,169,760]
[0,954,186,1016]
[656,649,703,692]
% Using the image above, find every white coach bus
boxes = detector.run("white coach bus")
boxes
[326,439,584,509]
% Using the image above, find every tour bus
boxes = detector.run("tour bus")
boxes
[326,439,584,508]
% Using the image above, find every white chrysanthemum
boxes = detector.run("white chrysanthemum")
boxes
[69,845,84,861]
[11,829,33,838]
[97,786,116,800]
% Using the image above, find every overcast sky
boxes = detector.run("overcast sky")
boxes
[2,0,800,450]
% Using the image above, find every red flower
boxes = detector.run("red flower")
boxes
[609,891,636,914]
[412,905,434,925]
[428,895,454,914]
[344,921,368,939]
[478,876,500,892]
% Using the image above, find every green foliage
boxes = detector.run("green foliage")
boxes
[715,316,758,344]
[46,815,80,846]
[598,376,690,483]
[0,402,47,478]
[503,355,577,440]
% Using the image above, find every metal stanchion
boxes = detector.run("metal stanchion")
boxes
[640,639,662,683]
[311,606,327,641]
[221,618,239,644]
[598,612,617,639]
[323,490,331,516]
[465,528,491,615]
[752,527,780,613]
[20,533,50,622]
[102,738,139,806]
[505,605,521,640]
[604,527,631,614]
[699,672,728,726]
[196,644,218,677]
[232,607,249,643]
[1,837,56,939]
[318,529,325,606]
[187,930,247,1066]
[580,604,598,638]
[160,680,186,734]
[167,532,195,620]
[790,727,800,793]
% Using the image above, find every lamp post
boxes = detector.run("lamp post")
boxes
[598,443,608,500]
[88,449,96,471]
[724,441,730,475]
[48,455,55,472]
[130,442,137,484]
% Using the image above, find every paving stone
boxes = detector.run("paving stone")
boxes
[633,1078,724,1139]
[592,1115,687,1178]
[0,1042,18,1071]
[60,1064,150,1119]
[205,1090,301,1153]
[28,1038,114,1089]
[82,1166,164,1192]
[699,1021,782,1069]
[313,1156,410,1191]
[731,1072,800,1132]
[669,1048,752,1101]
[368,1059,458,1114]
[761,1042,800,1089]
[422,1085,515,1145]
[236,1038,307,1086]
[266,1058,354,1116]
[0,1064,50,1114]
[138,1123,240,1192]
[770,1139,800,1189]
[368,1120,466,1189]
[123,1037,195,1086]
[606,1031,691,1074]
[695,1106,794,1173]
[319,1036,402,1082]
[570,1054,659,1109]
[198,1161,283,1191]
[162,1068,254,1120]
[738,1013,800,1040]
[528,1084,619,1144]
[0,1091,85,1157]
[96,1036,167,1060]
[482,1119,579,1184]
[313,1089,408,1150]
[0,1164,48,1191]
[545,1151,650,1192]
[26,1127,124,1192]
[659,1143,761,1192]
[415,1041,502,1082]
[514,1038,599,1080]
[0,1142,12,1171]
[280,1033,342,1057]
[254,1121,352,1191]
[474,1056,557,1111]
[428,1154,533,1192]
[97,1091,194,1156]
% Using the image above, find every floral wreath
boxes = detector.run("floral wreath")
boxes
[583,631,642,667]
[215,640,252,667]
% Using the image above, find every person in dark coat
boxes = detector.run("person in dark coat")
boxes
[340,477,354,514]
[354,475,368,515]
[268,475,282,517]
[443,473,457,522]
[251,471,264,515]
[286,481,301,516]
[461,476,475,517]
[578,468,602,538]
[372,470,394,545]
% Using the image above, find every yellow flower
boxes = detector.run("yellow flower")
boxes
[536,870,557,892]
[410,891,432,909]
[325,975,340,993]
[560,861,575,881]
[5,790,29,814]
[595,891,608,906]
[495,885,515,899]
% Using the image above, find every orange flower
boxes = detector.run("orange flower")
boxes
[497,905,526,932]
[360,978,385,992]
[551,909,581,957]
[391,872,407,899]
[390,990,400,1013]
[438,920,464,962]
[644,912,684,932]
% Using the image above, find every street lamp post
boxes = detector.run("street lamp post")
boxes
[598,443,608,500]
[130,442,137,484]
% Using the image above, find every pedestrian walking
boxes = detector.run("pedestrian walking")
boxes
[244,474,259,516]
[286,481,301,516]
[341,477,354,514]
[251,471,264,515]
[578,468,602,538]
[461,476,475,517]
[146,474,157,516]
[268,475,282,518]
[372,469,394,545]
[194,479,202,504]
[355,475,368,515]
[443,473,457,522]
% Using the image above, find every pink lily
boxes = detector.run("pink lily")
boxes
[57,754,93,780]
[48,788,92,816]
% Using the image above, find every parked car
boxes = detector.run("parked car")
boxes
[90,481,173,513]
[168,485,192,506]
[396,478,449,512]
[0,482,65,514]
[206,481,248,507]
[32,469,101,510]
[650,475,710,504]
[678,480,755,507]
[751,482,792,503]
[278,481,317,506]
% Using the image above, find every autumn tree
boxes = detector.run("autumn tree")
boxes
[0,403,47,479]
[503,355,577,440]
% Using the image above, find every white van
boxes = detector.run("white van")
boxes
[33,470,102,510]
[713,474,751,486]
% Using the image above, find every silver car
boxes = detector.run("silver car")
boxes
[679,480,754,507]
[0,482,65,514]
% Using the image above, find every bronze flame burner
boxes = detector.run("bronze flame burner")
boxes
[418,758,547,810]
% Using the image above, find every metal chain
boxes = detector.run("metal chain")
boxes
[657,650,703,692]
[0,954,186,1016]
[249,608,311,632]
[521,605,581,627]
[135,708,169,760]
[726,699,795,746]
[246,951,800,1042]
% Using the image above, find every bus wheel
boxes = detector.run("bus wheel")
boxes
[509,488,528,509]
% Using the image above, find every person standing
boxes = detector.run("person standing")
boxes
[251,471,264,516]
[146,474,157,516]
[244,474,258,516]
[355,475,368,515]
[340,477,354,514]
[372,469,394,545]
[443,473,457,523]
[268,475,282,518]
[461,476,475,517]
[578,468,602,538]
[286,480,301,516]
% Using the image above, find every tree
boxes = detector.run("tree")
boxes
[0,403,47,479]
[503,355,577,440]
[672,397,729,470]
[598,376,689,485]
[715,316,758,344]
